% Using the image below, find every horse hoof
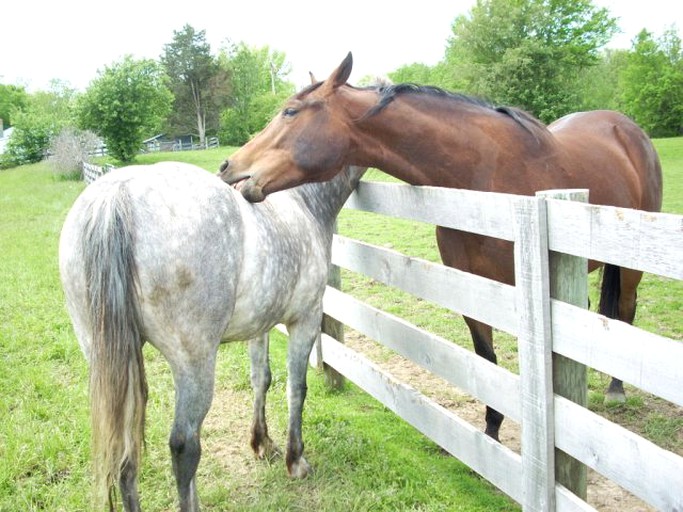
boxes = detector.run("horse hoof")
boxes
[254,437,280,461]
[288,457,312,479]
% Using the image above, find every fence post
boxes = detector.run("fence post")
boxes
[513,195,555,511]
[537,189,589,501]
[320,222,346,389]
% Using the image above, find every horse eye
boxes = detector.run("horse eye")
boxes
[282,107,298,117]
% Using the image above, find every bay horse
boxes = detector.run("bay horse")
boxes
[59,161,366,511]
[217,52,663,442]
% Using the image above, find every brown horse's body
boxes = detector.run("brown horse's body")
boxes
[218,53,663,440]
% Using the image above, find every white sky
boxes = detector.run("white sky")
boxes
[1,0,679,93]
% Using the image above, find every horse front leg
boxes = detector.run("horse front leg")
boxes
[248,334,278,459]
[283,320,318,478]
[464,316,504,442]
[168,354,217,512]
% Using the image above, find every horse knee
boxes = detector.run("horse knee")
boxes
[169,428,202,484]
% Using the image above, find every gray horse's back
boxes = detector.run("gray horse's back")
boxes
[60,162,244,360]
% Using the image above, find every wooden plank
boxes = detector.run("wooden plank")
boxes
[538,189,589,500]
[555,484,596,512]
[345,181,518,241]
[545,199,683,280]
[551,300,683,407]
[331,235,518,335]
[555,396,683,511]
[322,286,522,421]
[319,333,524,503]
[513,195,556,511]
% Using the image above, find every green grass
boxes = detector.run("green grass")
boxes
[1,138,680,510]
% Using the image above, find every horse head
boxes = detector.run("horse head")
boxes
[218,52,355,202]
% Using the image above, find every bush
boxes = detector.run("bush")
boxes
[48,127,100,179]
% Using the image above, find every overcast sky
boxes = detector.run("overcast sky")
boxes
[1,0,678,92]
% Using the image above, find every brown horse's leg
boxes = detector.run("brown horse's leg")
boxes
[464,317,505,441]
[248,334,278,459]
[604,267,643,402]
[436,227,509,441]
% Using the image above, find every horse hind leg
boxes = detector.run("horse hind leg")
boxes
[249,334,278,460]
[600,264,642,403]
[168,353,217,512]
[464,317,504,441]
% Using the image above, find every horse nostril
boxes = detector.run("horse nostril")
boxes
[218,160,229,173]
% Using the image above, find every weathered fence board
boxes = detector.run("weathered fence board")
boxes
[345,182,518,241]
[545,198,683,279]
[551,300,683,407]
[555,396,683,511]
[331,236,518,335]
[322,285,521,421]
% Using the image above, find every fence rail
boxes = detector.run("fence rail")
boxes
[314,181,682,511]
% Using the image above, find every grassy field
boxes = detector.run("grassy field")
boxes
[0,138,680,510]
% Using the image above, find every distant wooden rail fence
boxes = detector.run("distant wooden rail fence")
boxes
[307,182,683,511]
[87,136,219,158]
[82,162,115,184]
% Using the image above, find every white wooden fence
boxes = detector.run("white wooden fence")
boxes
[82,162,115,184]
[310,181,682,511]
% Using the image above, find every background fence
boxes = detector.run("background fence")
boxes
[309,182,682,511]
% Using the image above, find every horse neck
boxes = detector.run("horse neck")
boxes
[296,166,367,225]
[344,91,545,189]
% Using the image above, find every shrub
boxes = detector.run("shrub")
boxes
[48,127,100,179]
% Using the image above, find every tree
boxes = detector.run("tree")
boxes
[161,24,229,144]
[620,28,683,137]
[575,48,629,112]
[445,0,617,122]
[0,81,77,168]
[77,56,173,162]
[218,43,294,146]
[0,83,29,128]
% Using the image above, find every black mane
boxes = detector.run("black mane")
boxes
[363,83,547,136]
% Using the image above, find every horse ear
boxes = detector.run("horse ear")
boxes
[309,71,317,84]
[321,52,353,93]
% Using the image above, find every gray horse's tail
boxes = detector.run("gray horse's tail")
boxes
[83,184,147,509]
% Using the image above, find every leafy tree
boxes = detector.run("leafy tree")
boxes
[445,0,617,122]
[620,28,683,137]
[0,83,29,128]
[77,56,173,162]
[1,81,77,168]
[388,62,455,89]
[161,24,230,144]
[218,43,294,146]
[575,48,629,111]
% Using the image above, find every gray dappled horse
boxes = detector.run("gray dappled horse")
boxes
[59,162,365,511]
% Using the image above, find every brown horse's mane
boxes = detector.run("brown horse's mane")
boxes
[294,80,548,140]
[362,82,549,138]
